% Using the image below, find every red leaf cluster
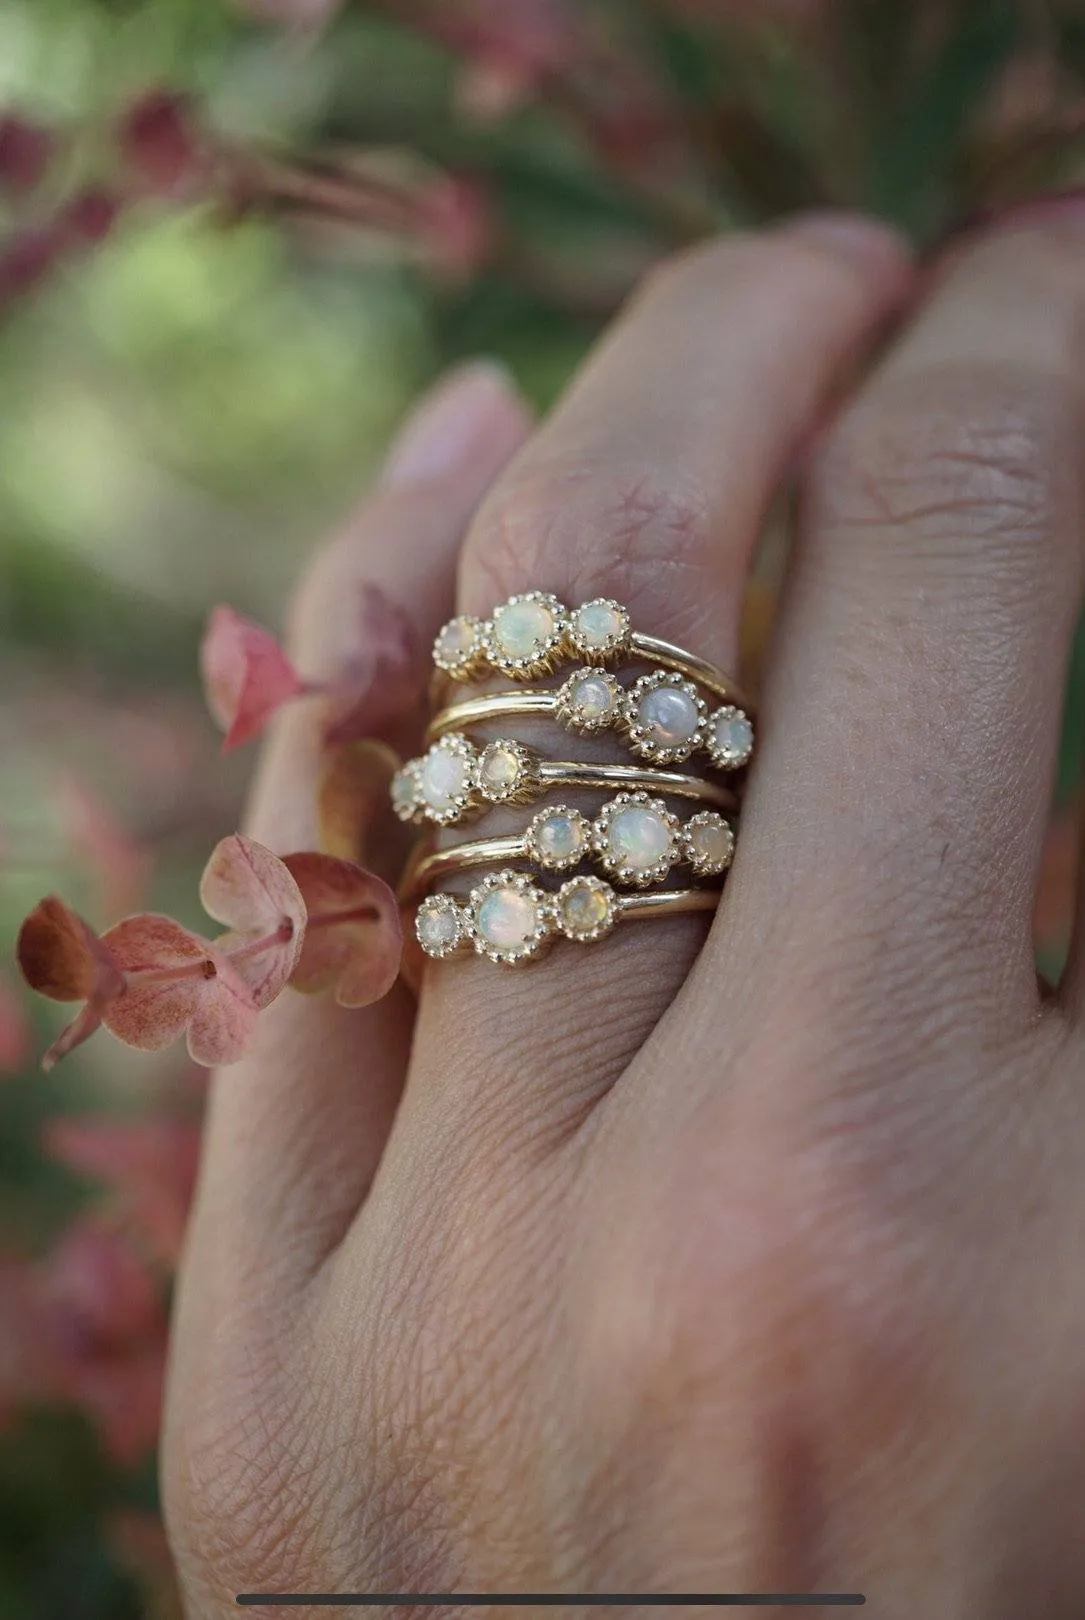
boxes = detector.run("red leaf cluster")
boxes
[0,1218,167,1464]
[200,589,421,751]
[17,836,402,1071]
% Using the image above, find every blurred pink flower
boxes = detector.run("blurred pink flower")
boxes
[201,606,306,752]
[118,91,207,196]
[43,1116,202,1266]
[0,112,54,194]
[39,1220,168,1464]
[0,1220,168,1464]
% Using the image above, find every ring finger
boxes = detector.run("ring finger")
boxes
[400,216,915,1145]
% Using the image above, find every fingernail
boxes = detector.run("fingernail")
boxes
[381,360,526,489]
[784,211,915,276]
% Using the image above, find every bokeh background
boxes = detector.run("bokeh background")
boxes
[3,2,1085,1614]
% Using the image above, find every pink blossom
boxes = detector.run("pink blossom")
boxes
[44,1116,201,1266]
[285,851,402,1007]
[200,606,305,751]
[0,113,54,194]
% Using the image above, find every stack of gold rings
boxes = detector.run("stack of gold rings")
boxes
[392,593,755,967]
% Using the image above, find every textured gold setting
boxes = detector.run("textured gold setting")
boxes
[403,593,753,965]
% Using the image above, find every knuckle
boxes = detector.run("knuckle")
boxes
[812,363,1081,601]
[464,460,714,631]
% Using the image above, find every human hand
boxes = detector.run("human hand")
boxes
[163,209,1085,1617]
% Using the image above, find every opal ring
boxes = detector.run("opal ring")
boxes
[398,593,753,967]
[401,799,735,903]
[415,871,722,967]
[432,592,753,710]
[393,736,738,828]
[427,671,754,770]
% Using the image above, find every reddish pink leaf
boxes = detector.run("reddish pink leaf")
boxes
[321,584,424,745]
[75,1339,166,1465]
[200,605,305,750]
[42,1002,111,1073]
[16,896,115,1002]
[39,1219,166,1465]
[44,1117,201,1266]
[0,113,54,194]
[118,91,205,195]
[43,1220,161,1345]
[17,897,126,1070]
[283,852,402,1007]
[418,176,493,278]
[62,186,123,244]
[199,834,306,1007]
[0,975,30,1075]
[0,222,67,302]
[102,915,259,1066]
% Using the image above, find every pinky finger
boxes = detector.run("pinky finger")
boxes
[180,363,533,1297]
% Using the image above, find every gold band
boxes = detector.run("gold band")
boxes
[431,595,752,711]
[401,795,734,902]
[413,871,720,965]
[405,595,750,966]
[427,690,564,742]
[398,737,737,828]
[628,632,750,708]
[426,671,753,776]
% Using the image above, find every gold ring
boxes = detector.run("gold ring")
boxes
[392,736,737,827]
[427,675,754,772]
[400,799,735,902]
[414,870,720,966]
[432,594,753,710]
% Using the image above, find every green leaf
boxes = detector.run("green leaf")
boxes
[864,0,1023,238]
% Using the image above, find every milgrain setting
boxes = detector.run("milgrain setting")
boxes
[401,804,735,901]
[431,592,754,709]
[395,741,737,827]
[399,593,753,968]
[414,871,722,964]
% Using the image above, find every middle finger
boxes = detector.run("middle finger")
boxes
[404,217,914,1138]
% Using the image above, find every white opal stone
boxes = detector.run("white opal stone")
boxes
[688,817,734,871]
[422,746,469,811]
[569,675,617,722]
[637,686,701,747]
[477,887,540,950]
[492,600,554,661]
[417,905,460,953]
[479,745,522,797]
[436,617,477,662]
[561,883,611,936]
[535,810,585,864]
[607,806,674,872]
[574,601,623,648]
[712,709,753,764]
[391,766,420,818]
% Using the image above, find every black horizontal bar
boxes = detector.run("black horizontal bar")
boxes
[237,1596,865,1608]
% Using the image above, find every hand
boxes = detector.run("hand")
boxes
[163,209,1085,1618]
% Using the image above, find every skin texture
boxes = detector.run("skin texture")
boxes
[163,211,1085,1619]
